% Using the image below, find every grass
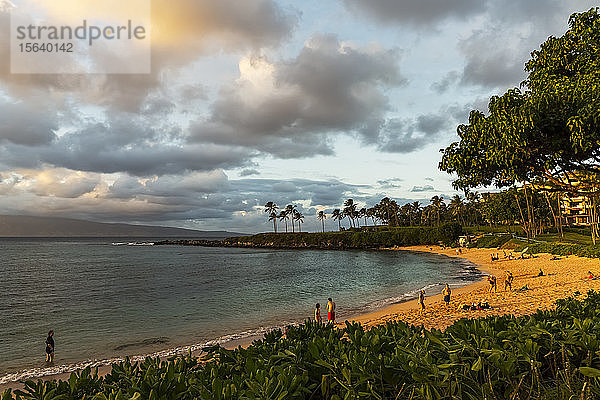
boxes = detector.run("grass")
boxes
[536,231,594,245]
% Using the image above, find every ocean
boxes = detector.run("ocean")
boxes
[0,238,481,383]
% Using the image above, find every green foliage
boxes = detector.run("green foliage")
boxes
[440,8,600,194]
[472,234,513,248]
[464,225,524,234]
[6,293,600,399]
[528,242,600,258]
[223,223,463,248]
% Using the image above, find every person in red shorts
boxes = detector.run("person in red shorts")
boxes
[326,297,336,324]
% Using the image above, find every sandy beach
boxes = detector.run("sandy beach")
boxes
[3,246,599,393]
[350,246,600,330]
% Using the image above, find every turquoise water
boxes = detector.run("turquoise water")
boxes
[0,238,480,382]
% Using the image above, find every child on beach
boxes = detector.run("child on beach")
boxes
[326,298,336,324]
[442,284,451,305]
[418,290,425,314]
[45,330,54,363]
[314,303,322,323]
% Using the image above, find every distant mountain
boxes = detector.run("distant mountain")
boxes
[0,215,244,238]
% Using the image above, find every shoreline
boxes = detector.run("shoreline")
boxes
[3,245,600,392]
[349,246,600,331]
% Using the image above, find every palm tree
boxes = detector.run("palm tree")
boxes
[278,210,289,232]
[449,195,465,226]
[268,212,278,232]
[317,210,327,232]
[343,199,356,228]
[411,202,421,226]
[358,208,367,227]
[264,202,278,232]
[400,203,412,226]
[285,204,297,232]
[293,211,304,232]
[332,209,343,231]
[379,197,392,225]
[366,207,376,226]
[430,195,445,226]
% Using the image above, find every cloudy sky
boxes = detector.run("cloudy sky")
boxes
[0,0,596,233]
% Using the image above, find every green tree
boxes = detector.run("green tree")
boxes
[285,204,297,233]
[449,195,465,226]
[278,210,289,233]
[440,9,600,242]
[264,202,278,232]
[343,199,356,228]
[332,209,343,231]
[317,210,327,232]
[430,195,445,226]
[293,211,304,232]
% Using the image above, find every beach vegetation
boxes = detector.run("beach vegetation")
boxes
[223,223,463,248]
[5,292,600,399]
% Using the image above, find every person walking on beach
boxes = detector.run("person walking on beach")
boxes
[488,276,497,292]
[505,271,513,291]
[314,303,322,323]
[418,290,425,314]
[442,284,451,306]
[45,330,55,363]
[326,297,336,324]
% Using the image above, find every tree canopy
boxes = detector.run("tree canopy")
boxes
[440,8,600,195]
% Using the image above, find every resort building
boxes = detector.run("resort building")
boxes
[560,194,592,226]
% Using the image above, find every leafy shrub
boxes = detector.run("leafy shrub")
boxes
[528,242,600,258]
[5,292,600,399]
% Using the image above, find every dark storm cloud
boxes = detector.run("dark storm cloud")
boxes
[0,100,57,146]
[190,35,405,157]
[378,112,448,153]
[344,0,486,25]
[0,115,255,176]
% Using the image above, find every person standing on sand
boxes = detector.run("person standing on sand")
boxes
[314,303,322,323]
[442,284,451,306]
[45,330,54,363]
[505,272,513,291]
[488,276,497,292]
[326,297,336,324]
[418,290,425,314]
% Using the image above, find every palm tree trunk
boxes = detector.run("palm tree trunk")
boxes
[321,220,325,233]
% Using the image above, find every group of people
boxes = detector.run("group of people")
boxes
[417,284,452,314]
[314,297,336,324]
[487,271,514,292]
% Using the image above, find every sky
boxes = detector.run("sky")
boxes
[0,0,596,233]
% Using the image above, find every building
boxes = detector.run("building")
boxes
[560,194,591,226]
